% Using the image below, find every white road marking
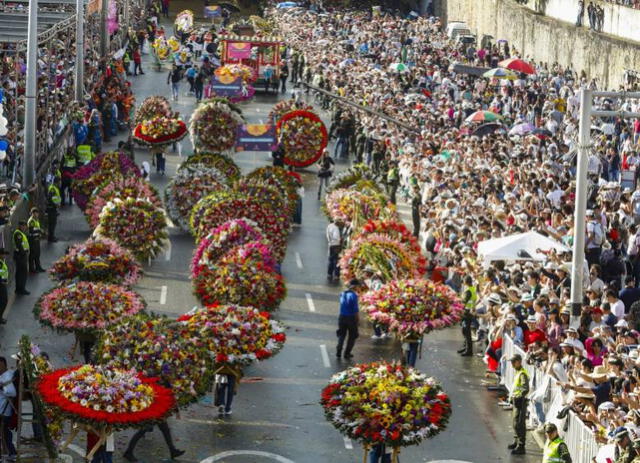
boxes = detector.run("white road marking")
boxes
[305,292,315,312]
[160,285,167,305]
[200,451,295,463]
[343,437,353,449]
[67,444,85,457]
[295,252,303,269]
[319,344,331,367]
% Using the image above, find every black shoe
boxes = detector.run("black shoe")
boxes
[457,348,465,353]
[16,290,30,295]
[48,238,58,243]
[37,268,46,273]
[170,448,185,459]
[336,350,341,358]
[344,353,353,359]
[123,451,138,462]
[460,352,473,356]
[511,447,526,455]
[0,318,6,324]
[507,443,517,450]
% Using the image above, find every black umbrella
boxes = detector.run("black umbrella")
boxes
[472,123,505,137]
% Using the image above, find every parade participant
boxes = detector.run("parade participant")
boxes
[167,64,182,101]
[508,354,529,455]
[61,149,77,206]
[214,365,243,417]
[0,356,16,461]
[317,150,334,200]
[326,218,343,282]
[368,443,392,463]
[27,208,45,273]
[13,221,29,296]
[0,249,9,324]
[542,423,571,463]
[336,279,360,359]
[403,334,421,367]
[123,421,185,462]
[46,178,61,242]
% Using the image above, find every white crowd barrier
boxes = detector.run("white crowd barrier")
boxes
[501,335,600,462]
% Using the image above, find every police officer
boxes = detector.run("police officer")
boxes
[0,249,9,324]
[13,221,29,295]
[386,161,400,205]
[61,149,77,206]
[508,353,529,455]
[27,208,45,273]
[542,423,571,463]
[47,179,61,242]
[76,144,93,166]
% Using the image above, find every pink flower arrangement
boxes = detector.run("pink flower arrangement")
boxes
[324,188,397,227]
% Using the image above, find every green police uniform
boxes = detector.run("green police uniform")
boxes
[13,228,29,293]
[0,258,8,322]
[511,367,530,449]
[543,436,572,463]
[47,184,61,241]
[27,214,43,272]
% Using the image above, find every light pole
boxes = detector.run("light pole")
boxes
[100,0,109,56]
[75,0,85,102]
[23,0,38,188]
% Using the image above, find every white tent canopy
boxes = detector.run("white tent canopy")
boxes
[477,231,570,263]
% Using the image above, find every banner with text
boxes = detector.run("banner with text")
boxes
[235,124,277,152]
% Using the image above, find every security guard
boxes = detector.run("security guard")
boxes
[27,208,45,273]
[542,423,571,463]
[76,144,93,166]
[47,179,61,242]
[386,161,400,205]
[508,353,529,455]
[13,221,30,295]
[0,248,9,324]
[61,149,77,205]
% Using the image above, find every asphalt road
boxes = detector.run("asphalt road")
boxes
[0,44,542,463]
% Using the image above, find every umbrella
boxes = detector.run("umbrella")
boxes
[498,58,536,75]
[472,123,505,137]
[388,63,409,73]
[465,111,502,123]
[482,68,518,80]
[509,122,535,136]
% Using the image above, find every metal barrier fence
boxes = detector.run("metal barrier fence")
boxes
[502,335,601,462]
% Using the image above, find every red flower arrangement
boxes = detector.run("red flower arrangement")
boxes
[355,220,425,272]
[233,179,292,217]
[245,166,301,216]
[133,117,188,147]
[276,110,328,167]
[134,96,173,125]
[268,99,313,124]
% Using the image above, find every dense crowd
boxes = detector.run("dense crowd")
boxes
[273,3,640,455]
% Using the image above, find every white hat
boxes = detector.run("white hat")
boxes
[616,319,629,328]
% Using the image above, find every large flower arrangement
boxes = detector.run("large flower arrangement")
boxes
[37,365,175,429]
[189,98,244,152]
[276,110,328,167]
[191,218,268,277]
[96,314,212,407]
[233,179,290,217]
[193,243,286,310]
[95,198,168,262]
[180,152,241,182]
[269,99,313,124]
[133,116,188,147]
[361,280,463,337]
[34,282,146,334]
[85,177,161,229]
[49,239,142,286]
[165,166,228,230]
[176,304,286,366]
[326,163,380,195]
[245,166,300,215]
[134,96,172,125]
[215,64,257,83]
[339,233,425,287]
[320,362,451,448]
[355,220,425,272]
[190,190,290,261]
[72,151,140,210]
[324,189,398,227]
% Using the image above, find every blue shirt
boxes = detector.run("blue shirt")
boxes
[339,290,359,316]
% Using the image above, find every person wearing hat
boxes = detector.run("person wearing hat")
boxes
[508,353,529,455]
[542,422,571,463]
[27,208,45,274]
[336,279,360,359]
[613,427,636,463]
[13,221,29,296]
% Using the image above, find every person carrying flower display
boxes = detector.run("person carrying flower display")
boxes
[123,421,184,462]
[336,279,361,359]
[214,364,243,417]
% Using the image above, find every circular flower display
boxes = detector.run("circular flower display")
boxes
[165,166,228,230]
[339,233,425,288]
[215,64,257,83]
[180,152,241,182]
[276,110,328,167]
[177,304,286,367]
[72,151,140,211]
[245,166,300,215]
[49,238,142,286]
[96,314,212,407]
[193,243,286,310]
[362,280,463,337]
[321,362,451,447]
[34,282,146,334]
[85,178,162,229]
[189,98,244,152]
[190,190,290,261]
[95,198,168,262]
[326,164,380,195]
[191,218,268,278]
[135,96,172,125]
[355,220,424,271]
[324,189,398,227]
[269,99,313,124]
[133,117,187,147]
[37,365,175,429]
[233,179,290,217]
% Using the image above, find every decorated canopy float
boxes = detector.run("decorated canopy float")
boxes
[219,34,284,90]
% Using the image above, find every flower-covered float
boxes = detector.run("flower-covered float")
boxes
[276,110,328,167]
[96,314,212,407]
[215,64,258,84]
[180,152,241,183]
[268,99,313,124]
[190,190,290,261]
[324,188,398,228]
[326,163,380,195]
[361,280,463,337]
[245,166,300,216]
[355,220,425,272]
[233,179,291,217]
[133,116,188,147]
[321,362,451,461]
[134,96,173,125]
[95,198,168,262]
[34,282,145,334]
[189,98,244,152]
[49,238,142,286]
[176,304,286,367]
[165,166,228,230]
[72,151,140,211]
[85,177,161,229]
[192,242,285,310]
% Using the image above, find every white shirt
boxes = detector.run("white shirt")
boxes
[326,223,342,247]
[611,299,626,319]
[0,369,16,417]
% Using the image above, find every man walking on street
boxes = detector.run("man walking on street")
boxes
[13,221,29,295]
[326,218,343,282]
[542,423,571,463]
[167,65,182,101]
[508,354,529,455]
[27,208,45,273]
[336,279,360,359]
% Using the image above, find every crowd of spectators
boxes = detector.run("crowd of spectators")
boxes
[273,3,640,453]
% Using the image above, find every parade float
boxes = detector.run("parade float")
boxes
[324,188,398,228]
[180,152,241,182]
[134,96,173,125]
[189,98,244,153]
[132,115,188,148]
[276,109,328,167]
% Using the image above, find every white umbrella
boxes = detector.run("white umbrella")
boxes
[477,231,570,263]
